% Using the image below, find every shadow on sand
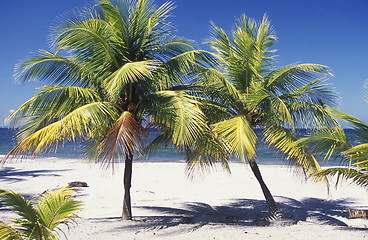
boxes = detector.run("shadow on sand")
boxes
[92,197,368,233]
[0,167,71,183]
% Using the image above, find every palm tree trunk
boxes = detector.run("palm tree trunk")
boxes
[122,152,133,220]
[249,159,283,220]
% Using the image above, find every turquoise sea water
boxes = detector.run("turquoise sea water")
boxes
[0,128,355,166]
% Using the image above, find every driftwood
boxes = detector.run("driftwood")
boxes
[348,209,368,219]
[68,181,89,188]
[40,181,88,197]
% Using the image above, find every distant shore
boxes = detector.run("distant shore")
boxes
[0,158,367,239]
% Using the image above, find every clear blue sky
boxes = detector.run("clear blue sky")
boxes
[1,0,368,126]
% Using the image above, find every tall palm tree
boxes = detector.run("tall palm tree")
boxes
[187,15,338,220]
[3,0,213,220]
[0,186,83,240]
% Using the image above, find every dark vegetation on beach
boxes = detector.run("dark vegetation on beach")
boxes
[2,0,368,228]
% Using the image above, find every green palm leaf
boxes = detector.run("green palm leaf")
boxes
[14,50,93,87]
[0,190,38,225]
[263,125,324,175]
[6,86,101,130]
[0,186,82,240]
[287,102,336,129]
[296,127,350,160]
[328,107,368,143]
[343,143,368,164]
[36,187,83,230]
[262,92,294,127]
[138,132,172,159]
[280,78,335,104]
[0,222,22,240]
[159,37,197,60]
[4,102,119,159]
[146,90,207,148]
[104,60,160,100]
[185,129,231,175]
[165,50,218,75]
[313,168,368,188]
[52,15,120,68]
[264,64,331,92]
[208,22,233,61]
[198,67,241,103]
[212,115,257,162]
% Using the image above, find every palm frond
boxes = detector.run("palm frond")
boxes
[52,13,120,68]
[145,90,207,148]
[296,127,351,161]
[280,78,338,107]
[6,86,101,130]
[164,50,218,76]
[262,124,325,176]
[313,168,368,188]
[0,222,22,240]
[232,14,276,75]
[104,60,160,100]
[0,190,38,224]
[328,107,368,143]
[3,102,119,160]
[97,0,132,43]
[261,92,293,127]
[287,102,337,129]
[208,22,233,61]
[14,50,94,87]
[97,111,145,166]
[264,64,332,95]
[99,0,174,60]
[212,115,257,162]
[36,186,83,230]
[343,143,368,163]
[256,15,277,52]
[185,129,231,176]
[197,67,241,104]
[138,132,172,159]
[241,86,270,109]
[157,37,196,61]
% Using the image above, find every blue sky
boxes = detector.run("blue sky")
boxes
[1,0,368,126]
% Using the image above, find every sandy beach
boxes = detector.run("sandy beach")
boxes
[1,158,367,239]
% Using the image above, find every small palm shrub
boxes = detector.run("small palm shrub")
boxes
[0,186,83,240]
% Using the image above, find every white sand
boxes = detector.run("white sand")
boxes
[1,158,367,239]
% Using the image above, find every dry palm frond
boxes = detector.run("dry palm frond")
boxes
[97,111,145,167]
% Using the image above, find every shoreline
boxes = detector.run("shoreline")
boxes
[0,155,347,167]
[1,158,367,239]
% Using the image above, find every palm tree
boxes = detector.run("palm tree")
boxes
[187,15,338,220]
[0,186,83,240]
[3,0,213,220]
[296,106,368,188]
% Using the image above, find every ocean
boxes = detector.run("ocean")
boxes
[0,128,354,166]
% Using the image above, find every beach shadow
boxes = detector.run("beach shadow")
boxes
[0,167,71,183]
[276,196,352,226]
[105,196,367,233]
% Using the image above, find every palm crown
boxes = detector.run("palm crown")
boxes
[193,15,337,168]
[4,0,212,220]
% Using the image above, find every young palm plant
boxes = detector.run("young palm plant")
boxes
[188,15,338,220]
[3,0,213,220]
[0,186,83,240]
